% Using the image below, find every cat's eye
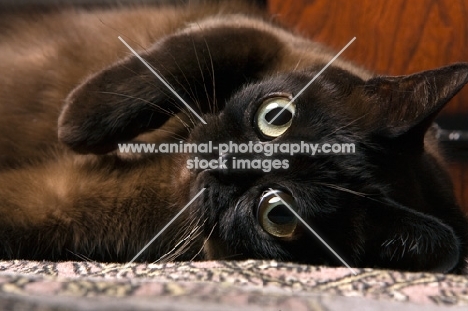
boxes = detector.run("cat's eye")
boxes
[257,189,298,238]
[255,97,296,139]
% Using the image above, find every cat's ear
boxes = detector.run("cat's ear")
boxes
[58,27,282,154]
[360,63,468,142]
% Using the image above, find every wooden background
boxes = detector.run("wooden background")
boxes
[268,0,468,212]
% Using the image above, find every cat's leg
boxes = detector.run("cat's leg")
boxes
[0,152,193,261]
[360,201,463,273]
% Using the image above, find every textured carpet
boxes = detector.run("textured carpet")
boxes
[1,260,468,310]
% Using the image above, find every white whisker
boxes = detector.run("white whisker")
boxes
[118,36,207,125]
[124,187,206,267]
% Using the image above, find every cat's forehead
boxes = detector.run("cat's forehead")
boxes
[196,68,365,146]
[260,66,360,94]
[224,66,364,116]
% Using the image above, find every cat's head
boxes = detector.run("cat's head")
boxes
[57,28,468,272]
[183,64,468,270]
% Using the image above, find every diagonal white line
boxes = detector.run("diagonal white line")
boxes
[118,36,207,125]
[124,187,206,267]
[268,37,356,125]
[268,188,358,275]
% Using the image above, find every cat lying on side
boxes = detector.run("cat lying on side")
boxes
[0,1,467,273]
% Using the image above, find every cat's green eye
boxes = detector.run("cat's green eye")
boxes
[255,97,296,139]
[257,189,298,238]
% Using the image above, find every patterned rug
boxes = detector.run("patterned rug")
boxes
[1,260,468,310]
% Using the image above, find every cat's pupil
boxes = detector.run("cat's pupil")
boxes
[267,204,295,225]
[265,108,292,126]
[254,97,295,139]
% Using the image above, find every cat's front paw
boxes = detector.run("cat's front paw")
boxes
[378,218,460,273]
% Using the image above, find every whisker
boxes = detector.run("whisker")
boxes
[202,36,217,114]
[98,91,177,117]
[153,213,205,263]
[190,222,217,261]
[66,249,92,262]
[190,35,212,115]
[173,114,193,135]
[146,128,189,141]
[315,182,392,207]
[322,115,367,139]
[118,36,207,125]
[314,182,370,197]
[111,33,199,128]
[97,18,149,53]
[293,57,304,71]
[150,60,194,100]
[146,54,199,128]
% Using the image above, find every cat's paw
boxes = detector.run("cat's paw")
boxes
[362,200,464,273]
[378,217,460,273]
